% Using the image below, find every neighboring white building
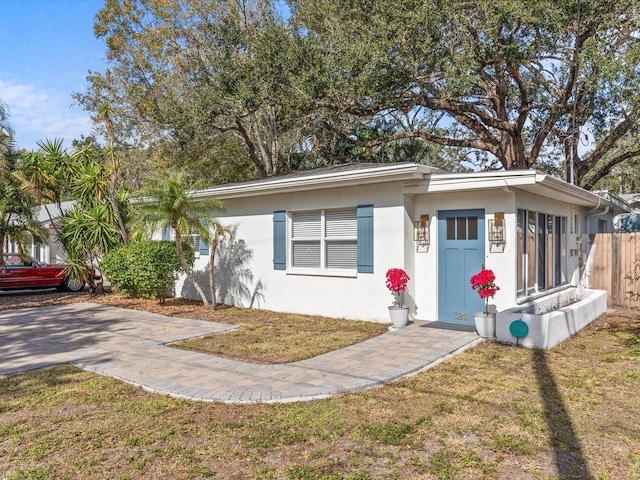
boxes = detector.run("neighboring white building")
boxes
[166,163,630,325]
[3,201,74,264]
[620,193,640,212]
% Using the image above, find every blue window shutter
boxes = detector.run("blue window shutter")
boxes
[357,205,374,273]
[273,211,286,270]
[199,220,210,255]
[199,237,209,256]
[162,226,171,240]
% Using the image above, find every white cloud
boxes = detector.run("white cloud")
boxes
[0,78,93,150]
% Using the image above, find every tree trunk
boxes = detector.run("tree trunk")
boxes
[209,235,219,310]
[250,111,276,176]
[0,231,5,270]
[175,229,209,306]
[108,194,129,244]
[498,132,529,170]
[235,118,269,178]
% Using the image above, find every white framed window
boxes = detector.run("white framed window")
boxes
[161,227,204,257]
[290,209,357,271]
[517,209,568,295]
[188,233,202,255]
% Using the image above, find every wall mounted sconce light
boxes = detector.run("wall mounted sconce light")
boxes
[414,214,430,246]
[489,212,506,244]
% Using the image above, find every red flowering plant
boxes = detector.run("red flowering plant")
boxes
[386,268,410,307]
[470,268,500,315]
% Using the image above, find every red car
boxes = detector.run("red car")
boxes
[0,253,85,292]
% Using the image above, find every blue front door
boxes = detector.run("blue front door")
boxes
[437,209,485,323]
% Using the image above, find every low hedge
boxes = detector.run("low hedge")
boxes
[100,240,195,300]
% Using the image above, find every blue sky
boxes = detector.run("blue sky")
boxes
[0,0,106,151]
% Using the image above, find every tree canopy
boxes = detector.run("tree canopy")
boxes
[287,0,640,188]
[77,0,303,182]
[79,0,640,189]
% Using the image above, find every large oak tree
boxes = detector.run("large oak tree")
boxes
[80,0,640,188]
[287,0,640,188]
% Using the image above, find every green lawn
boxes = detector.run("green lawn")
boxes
[1,295,639,479]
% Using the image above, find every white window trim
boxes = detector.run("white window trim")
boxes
[163,229,202,258]
[517,209,568,298]
[286,268,358,278]
[287,208,358,276]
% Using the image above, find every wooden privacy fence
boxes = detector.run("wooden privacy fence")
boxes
[589,232,640,309]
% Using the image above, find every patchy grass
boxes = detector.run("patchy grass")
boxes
[1,293,640,478]
[169,308,389,363]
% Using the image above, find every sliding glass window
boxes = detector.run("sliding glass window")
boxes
[517,210,568,295]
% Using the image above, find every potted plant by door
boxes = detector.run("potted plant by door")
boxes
[386,268,410,328]
[470,268,500,338]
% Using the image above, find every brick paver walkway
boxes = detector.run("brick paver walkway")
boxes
[0,302,481,403]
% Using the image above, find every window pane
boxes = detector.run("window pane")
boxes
[561,217,567,283]
[457,217,467,240]
[547,216,554,288]
[292,241,320,268]
[325,209,357,237]
[537,213,546,290]
[292,212,321,238]
[554,217,560,283]
[527,212,536,293]
[446,217,455,240]
[517,210,524,292]
[190,235,200,251]
[326,240,357,269]
[468,216,478,240]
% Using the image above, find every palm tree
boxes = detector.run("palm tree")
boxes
[58,202,121,293]
[133,171,224,306]
[1,100,14,160]
[15,139,69,236]
[59,144,132,292]
[0,155,46,263]
[98,101,129,244]
[209,222,231,309]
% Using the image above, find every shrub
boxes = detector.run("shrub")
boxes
[100,240,195,300]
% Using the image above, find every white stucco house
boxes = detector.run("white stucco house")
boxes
[167,163,629,327]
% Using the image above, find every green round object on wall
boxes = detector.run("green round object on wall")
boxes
[510,319,529,338]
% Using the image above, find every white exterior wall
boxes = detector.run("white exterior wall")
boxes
[411,189,516,320]
[410,188,588,321]
[170,167,618,324]
[48,226,68,264]
[182,182,408,322]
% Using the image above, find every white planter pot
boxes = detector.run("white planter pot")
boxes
[388,306,409,328]
[474,312,496,338]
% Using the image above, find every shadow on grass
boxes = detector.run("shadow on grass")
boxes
[533,349,594,480]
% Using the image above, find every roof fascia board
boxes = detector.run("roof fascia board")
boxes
[535,174,626,209]
[191,164,432,200]
[406,170,626,210]
[404,170,538,194]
